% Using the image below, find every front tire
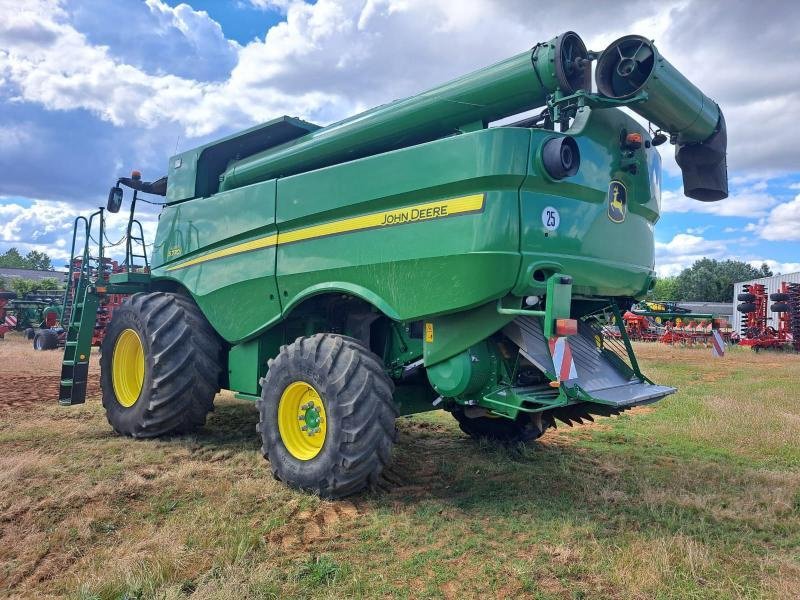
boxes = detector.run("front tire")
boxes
[258,334,397,498]
[100,292,222,438]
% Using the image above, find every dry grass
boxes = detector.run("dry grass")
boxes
[0,333,798,599]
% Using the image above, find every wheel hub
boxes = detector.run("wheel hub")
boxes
[111,328,144,408]
[278,381,327,460]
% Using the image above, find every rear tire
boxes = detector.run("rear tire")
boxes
[452,407,553,443]
[258,333,397,498]
[100,292,222,438]
[33,330,58,350]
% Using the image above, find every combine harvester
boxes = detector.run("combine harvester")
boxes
[57,32,727,497]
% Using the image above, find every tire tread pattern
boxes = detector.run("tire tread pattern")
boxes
[100,292,221,438]
[257,333,397,499]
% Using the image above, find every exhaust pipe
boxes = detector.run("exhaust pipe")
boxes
[596,35,728,201]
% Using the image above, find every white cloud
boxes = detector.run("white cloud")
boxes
[749,259,800,275]
[0,196,158,264]
[661,185,778,218]
[0,0,352,137]
[654,232,729,276]
[754,194,800,241]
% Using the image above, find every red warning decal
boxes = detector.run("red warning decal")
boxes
[549,336,578,382]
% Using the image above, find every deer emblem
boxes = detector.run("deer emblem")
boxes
[608,181,627,223]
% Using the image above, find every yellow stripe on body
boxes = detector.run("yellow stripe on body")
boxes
[278,193,485,245]
[165,234,277,271]
[165,193,484,272]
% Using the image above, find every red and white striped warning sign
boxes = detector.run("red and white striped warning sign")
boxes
[549,336,578,382]
[4,315,17,328]
[711,330,726,357]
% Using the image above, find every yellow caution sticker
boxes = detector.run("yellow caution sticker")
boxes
[424,322,434,343]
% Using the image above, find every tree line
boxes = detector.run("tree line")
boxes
[0,248,62,297]
[652,259,773,303]
[0,247,54,270]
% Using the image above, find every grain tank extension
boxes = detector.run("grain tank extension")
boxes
[59,32,727,498]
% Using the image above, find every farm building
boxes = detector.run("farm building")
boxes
[732,271,800,336]
[0,267,68,284]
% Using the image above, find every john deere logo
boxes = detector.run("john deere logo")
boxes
[608,180,627,223]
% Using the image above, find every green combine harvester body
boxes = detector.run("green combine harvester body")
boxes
[58,32,727,497]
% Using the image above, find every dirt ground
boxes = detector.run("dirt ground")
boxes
[0,334,100,409]
[0,333,798,599]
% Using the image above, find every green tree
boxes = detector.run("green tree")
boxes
[24,250,53,270]
[675,259,773,302]
[0,248,55,270]
[650,276,679,300]
[9,277,62,297]
[0,247,26,268]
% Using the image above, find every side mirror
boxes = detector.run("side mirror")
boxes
[107,186,123,213]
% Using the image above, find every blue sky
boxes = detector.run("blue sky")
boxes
[1,0,798,276]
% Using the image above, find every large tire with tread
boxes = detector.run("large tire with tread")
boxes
[33,329,58,350]
[258,333,397,499]
[100,292,222,438]
[771,302,790,313]
[737,302,756,313]
[452,407,553,443]
[770,292,789,302]
[737,292,756,302]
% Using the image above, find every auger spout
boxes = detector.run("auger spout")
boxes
[596,35,728,201]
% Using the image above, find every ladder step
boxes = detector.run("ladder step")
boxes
[65,341,78,347]
[60,379,73,387]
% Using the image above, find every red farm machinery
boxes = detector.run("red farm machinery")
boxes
[607,301,732,347]
[737,283,799,351]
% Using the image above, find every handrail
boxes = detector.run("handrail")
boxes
[129,218,149,270]
[61,209,104,326]
[62,216,89,324]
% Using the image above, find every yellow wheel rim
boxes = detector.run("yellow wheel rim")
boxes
[278,381,327,460]
[112,328,145,408]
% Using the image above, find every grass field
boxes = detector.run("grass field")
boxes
[1,334,799,599]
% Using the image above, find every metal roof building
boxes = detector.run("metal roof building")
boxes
[0,267,68,283]
[732,272,800,335]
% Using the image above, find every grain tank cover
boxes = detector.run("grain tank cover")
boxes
[166,116,321,203]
